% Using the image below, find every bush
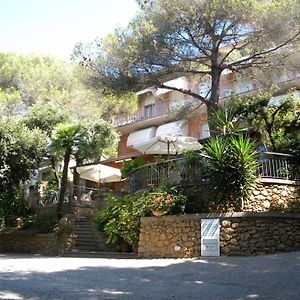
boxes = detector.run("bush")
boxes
[146,184,187,215]
[121,157,145,178]
[94,184,187,246]
[204,135,258,211]
[0,186,31,227]
[23,213,58,233]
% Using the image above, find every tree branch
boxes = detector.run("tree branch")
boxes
[159,83,210,106]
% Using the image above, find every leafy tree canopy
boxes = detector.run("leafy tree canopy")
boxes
[0,52,137,122]
[0,118,46,193]
[232,90,300,158]
[74,0,300,126]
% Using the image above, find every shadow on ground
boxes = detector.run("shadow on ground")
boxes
[0,251,299,300]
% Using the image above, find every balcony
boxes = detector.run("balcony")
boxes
[128,152,300,193]
[113,101,169,128]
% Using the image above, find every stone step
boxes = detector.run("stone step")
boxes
[74,229,95,232]
[75,220,93,223]
[75,222,94,226]
[74,225,95,230]
[74,246,100,251]
[75,240,99,246]
[62,250,137,259]
[74,234,97,239]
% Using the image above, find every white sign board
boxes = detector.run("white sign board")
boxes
[201,218,220,256]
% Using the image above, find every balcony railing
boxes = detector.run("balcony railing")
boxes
[257,152,300,181]
[113,101,169,127]
[128,158,205,192]
[128,152,300,193]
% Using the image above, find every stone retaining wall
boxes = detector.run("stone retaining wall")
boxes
[138,213,300,258]
[183,179,299,213]
[0,230,74,256]
[245,179,300,212]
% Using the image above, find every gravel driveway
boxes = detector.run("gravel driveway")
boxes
[0,251,299,300]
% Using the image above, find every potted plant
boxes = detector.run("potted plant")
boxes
[146,184,187,216]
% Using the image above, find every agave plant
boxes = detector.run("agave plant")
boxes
[204,108,258,211]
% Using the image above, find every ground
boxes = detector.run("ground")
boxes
[0,251,299,300]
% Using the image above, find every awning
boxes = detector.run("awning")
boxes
[127,127,157,148]
[156,120,187,137]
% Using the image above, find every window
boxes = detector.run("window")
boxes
[199,83,211,98]
[144,103,155,118]
[200,124,210,140]
[223,89,233,98]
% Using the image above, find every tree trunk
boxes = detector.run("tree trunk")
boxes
[207,66,221,136]
[73,158,83,202]
[50,156,60,190]
[57,148,71,220]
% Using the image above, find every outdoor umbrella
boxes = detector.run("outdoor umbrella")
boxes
[131,134,202,155]
[76,164,121,183]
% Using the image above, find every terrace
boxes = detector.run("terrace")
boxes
[128,152,300,193]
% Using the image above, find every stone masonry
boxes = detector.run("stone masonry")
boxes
[245,179,300,212]
[138,213,300,258]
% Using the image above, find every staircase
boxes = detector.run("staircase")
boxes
[63,217,99,257]
[74,218,99,251]
[63,217,136,258]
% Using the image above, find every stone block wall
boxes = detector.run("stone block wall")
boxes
[0,230,74,256]
[245,179,300,212]
[183,179,300,213]
[139,215,201,258]
[220,213,300,255]
[0,231,58,255]
[138,213,300,258]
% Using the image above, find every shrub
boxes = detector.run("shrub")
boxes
[94,192,150,245]
[94,184,187,246]
[204,135,258,211]
[0,186,31,227]
[121,157,145,178]
[146,184,187,215]
[23,213,58,233]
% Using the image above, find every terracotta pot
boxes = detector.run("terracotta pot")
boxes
[152,210,168,216]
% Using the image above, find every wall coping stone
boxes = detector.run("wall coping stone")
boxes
[257,177,300,186]
[140,212,300,224]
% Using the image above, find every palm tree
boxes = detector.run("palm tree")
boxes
[49,124,86,219]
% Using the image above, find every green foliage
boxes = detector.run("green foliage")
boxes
[74,0,300,125]
[24,213,58,233]
[182,150,200,165]
[0,51,134,123]
[233,91,300,151]
[121,157,145,178]
[0,118,46,194]
[94,184,187,245]
[0,186,31,227]
[74,120,118,163]
[41,171,60,205]
[23,102,70,137]
[94,193,150,245]
[210,107,240,135]
[204,135,258,210]
[201,107,259,210]
[146,184,187,215]
[0,88,23,117]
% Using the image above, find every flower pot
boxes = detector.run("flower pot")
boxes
[152,210,168,216]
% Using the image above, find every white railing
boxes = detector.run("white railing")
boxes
[113,101,169,127]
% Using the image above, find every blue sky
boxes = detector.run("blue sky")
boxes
[0,0,138,60]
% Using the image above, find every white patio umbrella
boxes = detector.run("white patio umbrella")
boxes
[132,134,202,155]
[76,164,121,183]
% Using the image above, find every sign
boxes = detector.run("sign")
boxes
[201,218,220,256]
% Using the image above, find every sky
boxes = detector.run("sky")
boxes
[0,0,138,60]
